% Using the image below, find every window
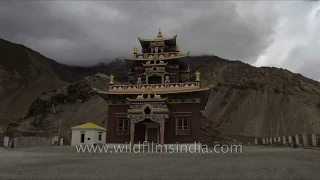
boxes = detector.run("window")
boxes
[117,118,130,136]
[174,113,191,136]
[98,132,102,141]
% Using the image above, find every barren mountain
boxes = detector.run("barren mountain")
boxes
[1,39,320,143]
[188,56,320,137]
[0,38,77,125]
[0,39,126,127]
[11,74,110,143]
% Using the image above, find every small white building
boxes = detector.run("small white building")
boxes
[71,122,106,146]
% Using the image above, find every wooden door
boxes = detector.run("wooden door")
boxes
[148,128,158,143]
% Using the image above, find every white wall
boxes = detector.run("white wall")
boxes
[71,129,106,145]
[94,131,106,144]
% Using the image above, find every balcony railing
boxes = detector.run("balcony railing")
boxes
[109,82,200,91]
[134,52,180,59]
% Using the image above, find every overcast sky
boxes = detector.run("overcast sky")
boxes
[0,1,319,81]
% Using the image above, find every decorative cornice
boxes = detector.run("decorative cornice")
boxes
[172,112,192,117]
[115,113,128,117]
[99,87,209,95]
[137,34,177,42]
[127,114,168,124]
[122,54,189,61]
[168,98,200,103]
[127,108,169,114]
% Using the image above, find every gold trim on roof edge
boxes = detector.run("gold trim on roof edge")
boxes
[122,54,189,61]
[138,34,177,42]
[97,87,210,95]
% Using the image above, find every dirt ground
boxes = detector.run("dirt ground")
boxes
[0,146,319,180]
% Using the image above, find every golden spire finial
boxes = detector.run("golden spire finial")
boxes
[109,74,114,85]
[195,71,200,82]
[133,46,137,54]
[157,28,163,38]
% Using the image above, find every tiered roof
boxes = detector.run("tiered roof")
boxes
[138,29,177,48]
[122,29,189,61]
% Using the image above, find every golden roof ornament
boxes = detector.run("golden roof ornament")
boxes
[145,86,153,99]
[195,71,200,82]
[153,54,158,60]
[136,86,156,100]
[133,46,137,54]
[157,28,163,39]
[154,94,161,99]
[176,45,180,51]
[109,74,114,85]
[136,94,144,99]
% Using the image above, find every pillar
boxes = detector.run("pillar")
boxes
[312,134,317,146]
[254,138,258,145]
[160,122,164,146]
[302,134,308,146]
[288,136,292,144]
[262,138,266,145]
[295,135,300,145]
[130,122,135,148]
[283,136,287,145]
[3,136,9,147]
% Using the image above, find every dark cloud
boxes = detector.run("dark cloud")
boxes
[0,1,319,81]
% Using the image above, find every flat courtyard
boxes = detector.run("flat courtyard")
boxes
[0,145,319,180]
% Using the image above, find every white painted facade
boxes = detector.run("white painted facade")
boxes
[71,129,106,146]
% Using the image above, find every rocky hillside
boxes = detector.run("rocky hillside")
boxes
[188,56,320,137]
[0,38,126,126]
[7,56,320,142]
[6,74,110,142]
[1,39,319,142]
[0,38,77,125]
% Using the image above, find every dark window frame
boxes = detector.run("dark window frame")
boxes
[116,117,130,136]
[173,112,191,136]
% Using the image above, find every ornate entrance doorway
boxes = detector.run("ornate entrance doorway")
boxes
[148,128,158,143]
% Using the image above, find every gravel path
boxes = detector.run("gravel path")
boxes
[0,146,319,180]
